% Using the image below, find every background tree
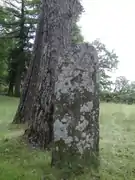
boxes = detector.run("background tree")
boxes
[0,0,38,96]
[0,39,9,88]
[100,76,135,104]
[71,22,84,44]
[92,39,119,91]
[114,76,129,93]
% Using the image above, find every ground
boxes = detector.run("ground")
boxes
[0,95,135,180]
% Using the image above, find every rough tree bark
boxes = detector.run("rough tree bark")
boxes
[24,0,82,148]
[52,43,99,169]
[12,0,45,123]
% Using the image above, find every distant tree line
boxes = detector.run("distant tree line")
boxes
[100,76,135,104]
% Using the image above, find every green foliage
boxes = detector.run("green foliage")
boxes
[100,91,135,104]
[0,38,12,89]
[0,0,39,95]
[114,76,131,93]
[92,39,119,91]
[71,23,84,44]
[101,76,135,104]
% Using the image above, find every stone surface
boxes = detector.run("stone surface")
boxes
[53,43,99,164]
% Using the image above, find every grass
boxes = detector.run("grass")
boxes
[0,95,135,179]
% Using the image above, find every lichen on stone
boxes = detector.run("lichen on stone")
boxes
[80,101,93,112]
[75,117,89,131]
[53,43,99,156]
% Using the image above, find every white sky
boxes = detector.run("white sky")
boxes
[79,0,135,81]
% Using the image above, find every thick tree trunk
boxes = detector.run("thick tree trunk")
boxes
[52,44,99,170]
[25,0,82,148]
[12,1,45,124]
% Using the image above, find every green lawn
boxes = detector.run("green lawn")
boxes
[0,95,135,179]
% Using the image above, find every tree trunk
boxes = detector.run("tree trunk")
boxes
[14,51,26,98]
[8,82,14,96]
[14,67,21,97]
[7,59,16,97]
[24,0,82,148]
[12,0,45,124]
[52,44,99,171]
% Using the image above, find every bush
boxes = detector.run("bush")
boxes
[100,91,135,104]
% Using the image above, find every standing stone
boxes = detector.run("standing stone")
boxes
[52,43,99,168]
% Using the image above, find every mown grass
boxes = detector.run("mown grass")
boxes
[0,95,135,179]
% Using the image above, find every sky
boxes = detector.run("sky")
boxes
[79,0,135,81]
